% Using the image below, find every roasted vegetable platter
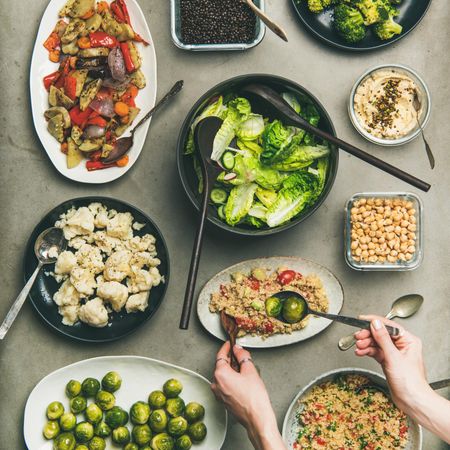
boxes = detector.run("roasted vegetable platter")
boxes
[291,0,432,51]
[30,0,157,183]
[24,356,228,449]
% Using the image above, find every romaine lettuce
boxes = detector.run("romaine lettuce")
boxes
[236,114,265,141]
[260,120,294,164]
[224,183,258,226]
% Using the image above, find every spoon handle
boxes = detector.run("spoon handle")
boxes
[244,0,288,42]
[131,80,184,136]
[338,311,395,351]
[0,262,43,339]
[429,378,450,391]
[311,310,401,336]
[180,175,212,330]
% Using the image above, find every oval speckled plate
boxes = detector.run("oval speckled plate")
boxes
[197,257,344,348]
[282,368,422,449]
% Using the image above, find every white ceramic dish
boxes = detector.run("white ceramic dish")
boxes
[24,356,227,449]
[348,64,431,147]
[282,367,422,450]
[197,256,344,349]
[30,0,157,184]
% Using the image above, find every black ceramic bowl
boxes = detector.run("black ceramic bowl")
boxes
[23,197,170,343]
[176,74,339,237]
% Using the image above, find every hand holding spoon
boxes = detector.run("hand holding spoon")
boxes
[180,117,224,330]
[267,291,401,336]
[0,228,67,339]
[240,0,288,42]
[338,294,424,351]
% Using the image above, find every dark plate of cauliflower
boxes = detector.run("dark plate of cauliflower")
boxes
[23,197,170,343]
[291,0,432,51]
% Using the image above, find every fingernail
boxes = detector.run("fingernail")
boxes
[234,344,242,349]
[373,320,383,330]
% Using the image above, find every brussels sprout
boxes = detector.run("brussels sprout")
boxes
[74,421,94,443]
[163,379,183,398]
[94,421,111,438]
[60,412,77,431]
[184,403,205,423]
[140,446,152,450]
[149,409,168,433]
[75,445,89,450]
[187,422,207,443]
[150,432,175,450]
[165,398,185,418]
[88,436,106,450]
[81,378,101,397]
[43,420,60,440]
[85,403,103,424]
[124,444,139,450]
[47,401,65,420]
[105,406,129,429]
[167,417,188,437]
[130,401,151,425]
[148,390,166,409]
[53,432,76,450]
[175,435,192,450]
[101,371,122,393]
[265,296,282,317]
[112,426,131,445]
[95,390,116,410]
[132,424,152,445]
[66,380,82,398]
[282,297,305,324]
[70,396,87,414]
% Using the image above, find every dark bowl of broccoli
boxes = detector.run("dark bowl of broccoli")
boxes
[291,0,432,51]
[176,74,339,237]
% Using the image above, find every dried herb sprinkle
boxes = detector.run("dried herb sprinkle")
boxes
[180,0,257,45]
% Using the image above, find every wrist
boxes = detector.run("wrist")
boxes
[398,382,433,416]
[247,411,284,450]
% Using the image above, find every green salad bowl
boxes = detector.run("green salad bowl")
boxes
[176,74,339,237]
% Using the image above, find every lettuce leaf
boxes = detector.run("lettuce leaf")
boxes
[256,187,278,208]
[236,114,265,141]
[224,183,258,226]
[260,120,294,164]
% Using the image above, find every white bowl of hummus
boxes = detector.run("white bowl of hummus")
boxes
[349,64,431,146]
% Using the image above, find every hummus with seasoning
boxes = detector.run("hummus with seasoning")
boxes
[354,69,422,140]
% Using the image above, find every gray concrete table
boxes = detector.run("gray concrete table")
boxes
[0,1,448,448]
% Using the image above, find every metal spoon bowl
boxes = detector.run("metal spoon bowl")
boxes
[0,227,67,339]
[268,291,401,336]
[338,294,423,351]
[413,93,434,169]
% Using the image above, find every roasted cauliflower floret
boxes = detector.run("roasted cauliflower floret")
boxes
[97,281,129,312]
[103,250,132,282]
[70,267,97,297]
[53,279,81,306]
[78,298,109,328]
[55,251,77,275]
[125,292,150,313]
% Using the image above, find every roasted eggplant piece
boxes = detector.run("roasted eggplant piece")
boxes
[71,125,83,146]
[47,115,65,143]
[78,47,110,58]
[49,86,75,109]
[67,137,84,168]
[75,57,108,69]
[45,106,71,128]
[61,19,86,44]
[88,67,111,80]
[71,69,89,96]
[79,79,102,111]
[79,138,103,152]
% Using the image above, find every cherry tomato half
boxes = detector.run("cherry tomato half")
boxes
[277,270,296,285]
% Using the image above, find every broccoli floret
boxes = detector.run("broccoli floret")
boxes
[353,0,390,25]
[333,4,366,43]
[373,15,403,40]
[306,0,334,13]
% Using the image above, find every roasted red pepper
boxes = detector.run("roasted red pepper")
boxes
[119,42,135,72]
[44,31,60,52]
[53,58,71,89]
[133,32,149,46]
[69,106,92,127]
[86,115,108,127]
[43,71,60,90]
[86,160,117,171]
[89,150,102,162]
[64,75,77,101]
[110,1,126,23]
[117,0,131,24]
[89,31,118,48]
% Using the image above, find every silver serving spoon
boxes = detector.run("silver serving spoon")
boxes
[338,294,424,351]
[413,93,434,169]
[0,227,67,339]
[267,291,401,336]
[239,0,288,42]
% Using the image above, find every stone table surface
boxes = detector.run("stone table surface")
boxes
[0,0,448,448]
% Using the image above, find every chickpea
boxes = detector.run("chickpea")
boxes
[362,211,371,218]
[400,243,408,252]
[359,198,367,205]
[361,244,368,251]
[372,237,378,243]
[405,201,414,209]
[368,256,378,263]
[357,229,364,236]
[387,232,395,241]
[398,253,406,261]
[385,225,394,233]
[408,232,416,240]
[378,255,387,262]
[394,226,402,235]
[400,234,408,242]
[405,253,413,261]
[369,249,375,256]
[368,242,375,250]
[407,245,416,254]
[410,215,416,224]
[387,255,397,263]
[355,248,362,256]
[388,239,396,249]
[351,207,359,215]
[370,223,378,231]
[408,224,417,232]
[351,241,359,250]
[361,250,369,259]
[408,208,416,215]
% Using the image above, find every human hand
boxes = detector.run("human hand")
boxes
[354,315,429,414]
[211,342,286,450]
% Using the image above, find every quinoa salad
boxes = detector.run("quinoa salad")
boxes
[295,374,409,450]
[209,267,329,338]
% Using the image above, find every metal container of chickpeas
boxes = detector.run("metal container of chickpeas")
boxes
[345,192,423,271]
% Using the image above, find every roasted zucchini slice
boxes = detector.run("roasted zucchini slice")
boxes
[61,19,86,44]
[79,79,102,111]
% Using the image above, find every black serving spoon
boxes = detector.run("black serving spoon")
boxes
[241,84,431,192]
[268,291,401,336]
[103,80,184,163]
[180,116,224,330]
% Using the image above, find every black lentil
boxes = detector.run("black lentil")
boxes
[180,0,257,45]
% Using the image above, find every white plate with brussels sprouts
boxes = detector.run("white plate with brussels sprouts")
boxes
[24,356,227,450]
[197,256,344,348]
